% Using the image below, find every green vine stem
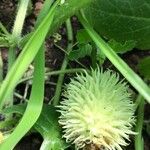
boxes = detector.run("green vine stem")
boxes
[53,18,73,106]
[79,13,150,104]
[135,95,145,150]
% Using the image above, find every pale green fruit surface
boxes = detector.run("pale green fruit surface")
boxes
[58,69,135,150]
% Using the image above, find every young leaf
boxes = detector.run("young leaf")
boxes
[138,56,150,79]
[68,44,92,60]
[108,39,136,54]
[83,0,150,49]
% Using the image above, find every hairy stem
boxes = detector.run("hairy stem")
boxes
[5,0,30,107]
[12,0,30,39]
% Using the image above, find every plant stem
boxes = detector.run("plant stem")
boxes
[46,68,85,76]
[54,43,87,68]
[19,68,85,83]
[14,92,25,100]
[5,0,30,107]
[40,139,52,150]
[79,14,150,104]
[52,18,73,106]
[135,95,145,150]
[12,0,30,40]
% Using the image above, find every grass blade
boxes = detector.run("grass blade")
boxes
[0,1,58,109]
[0,45,45,149]
[0,1,59,148]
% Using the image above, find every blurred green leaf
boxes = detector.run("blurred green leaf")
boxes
[108,39,136,54]
[138,56,150,79]
[76,29,92,44]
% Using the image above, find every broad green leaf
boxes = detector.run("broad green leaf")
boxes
[84,0,150,49]
[68,44,92,60]
[108,39,136,54]
[138,56,150,79]
[2,104,68,150]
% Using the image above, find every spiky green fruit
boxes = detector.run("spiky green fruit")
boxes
[58,69,135,150]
